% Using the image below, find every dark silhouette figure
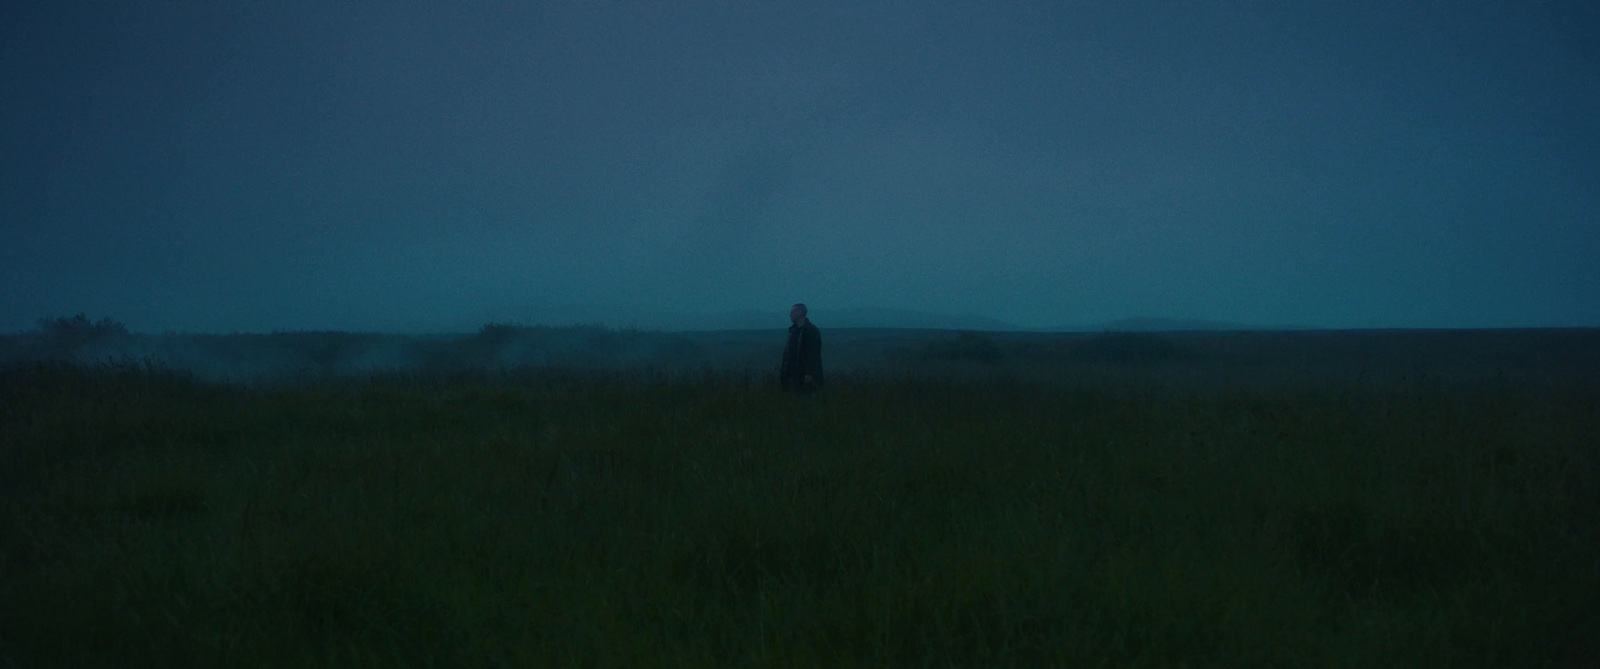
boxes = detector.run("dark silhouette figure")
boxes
[780,303,823,394]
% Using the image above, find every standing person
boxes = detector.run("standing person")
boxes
[780,303,823,394]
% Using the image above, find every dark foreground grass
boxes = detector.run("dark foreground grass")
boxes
[1,361,1597,667]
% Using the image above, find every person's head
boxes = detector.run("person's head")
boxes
[789,303,808,325]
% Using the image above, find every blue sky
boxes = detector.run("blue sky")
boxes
[3,1,1596,332]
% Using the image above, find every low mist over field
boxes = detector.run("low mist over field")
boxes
[6,313,1598,387]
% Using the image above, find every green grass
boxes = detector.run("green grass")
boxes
[1,360,1596,667]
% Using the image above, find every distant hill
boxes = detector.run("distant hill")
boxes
[468,308,1320,334]
[821,308,1017,331]
[470,305,1018,333]
[1087,317,1317,332]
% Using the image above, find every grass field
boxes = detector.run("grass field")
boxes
[2,328,1598,667]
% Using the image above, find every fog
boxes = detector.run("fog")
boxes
[3,2,1598,333]
[5,314,1594,393]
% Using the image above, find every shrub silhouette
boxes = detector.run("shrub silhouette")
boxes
[38,313,128,339]
[35,314,131,355]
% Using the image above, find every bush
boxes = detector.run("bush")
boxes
[37,313,129,339]
[34,314,131,354]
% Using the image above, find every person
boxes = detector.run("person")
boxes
[779,303,823,394]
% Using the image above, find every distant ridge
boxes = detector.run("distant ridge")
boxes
[467,308,1319,334]
[1089,317,1318,332]
[470,305,1018,333]
[822,308,1017,331]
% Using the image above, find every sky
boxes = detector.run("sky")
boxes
[3,1,1597,333]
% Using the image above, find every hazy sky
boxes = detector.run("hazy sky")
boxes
[3,1,1597,332]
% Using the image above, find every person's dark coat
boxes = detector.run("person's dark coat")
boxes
[780,320,824,392]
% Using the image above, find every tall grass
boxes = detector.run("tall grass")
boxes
[1,360,1596,667]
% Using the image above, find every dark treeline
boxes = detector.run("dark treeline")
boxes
[2,317,713,380]
[6,315,1599,386]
